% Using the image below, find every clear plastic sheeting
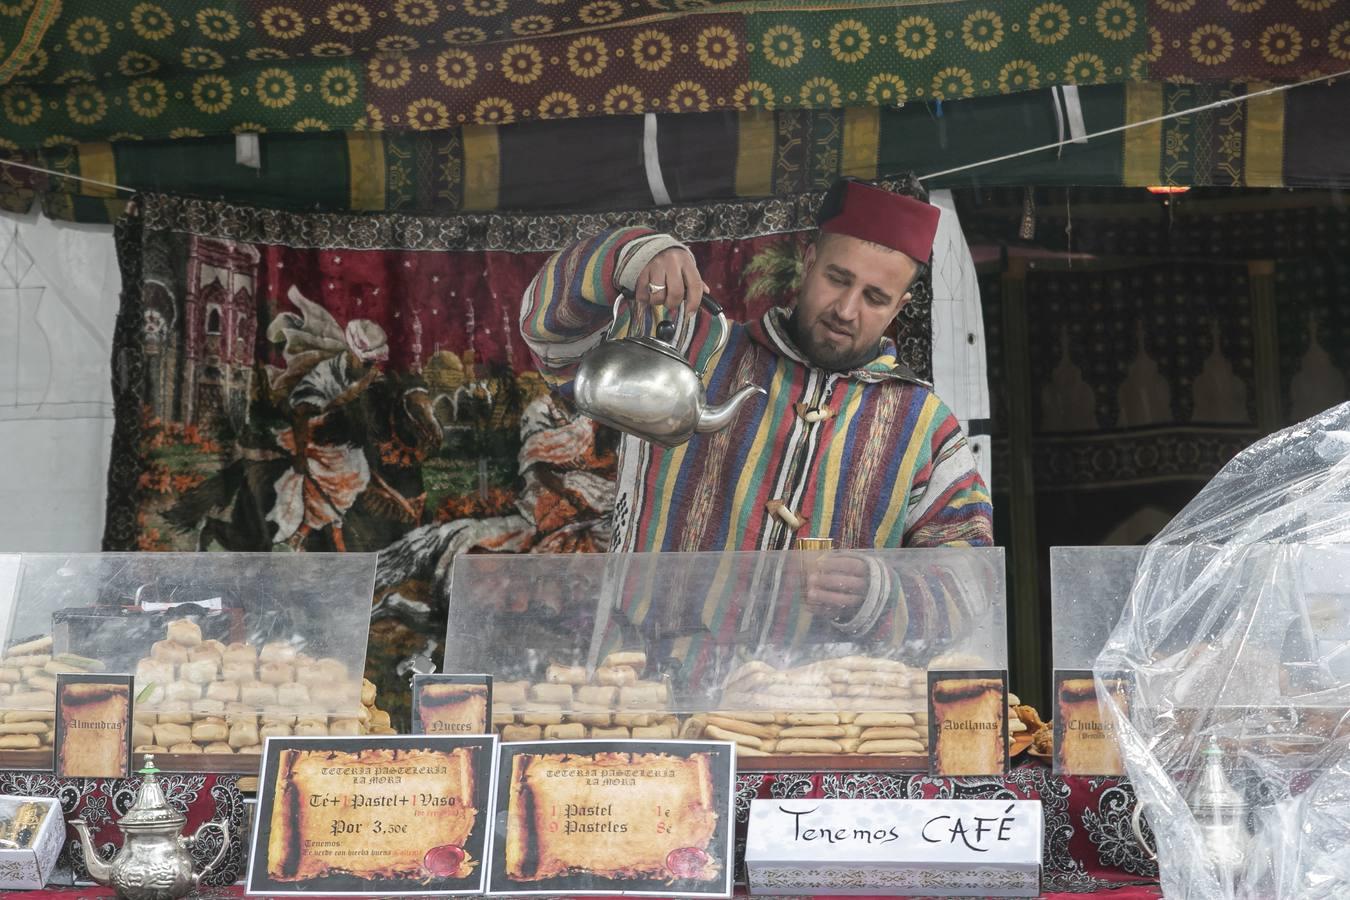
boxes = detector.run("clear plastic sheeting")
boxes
[1096,403,1350,899]
[444,548,1006,716]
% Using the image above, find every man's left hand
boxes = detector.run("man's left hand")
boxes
[805,554,870,620]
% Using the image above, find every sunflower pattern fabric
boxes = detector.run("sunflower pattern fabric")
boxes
[0,0,1147,149]
[1148,0,1350,82]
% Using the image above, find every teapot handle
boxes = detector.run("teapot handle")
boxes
[189,820,230,887]
[608,292,728,379]
[1130,802,1157,862]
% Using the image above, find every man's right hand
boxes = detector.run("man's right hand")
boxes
[632,246,708,320]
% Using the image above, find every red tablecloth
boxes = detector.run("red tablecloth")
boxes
[0,758,1158,896]
[3,889,1163,899]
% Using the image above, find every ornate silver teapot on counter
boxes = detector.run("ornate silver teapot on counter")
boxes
[573,292,765,447]
[69,755,229,900]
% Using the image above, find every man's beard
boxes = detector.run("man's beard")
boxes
[788,310,878,372]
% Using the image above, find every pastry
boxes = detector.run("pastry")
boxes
[542,723,586,740]
[189,640,225,662]
[775,738,843,753]
[260,723,292,740]
[858,739,925,754]
[590,726,630,739]
[495,681,528,705]
[595,665,638,687]
[151,641,189,665]
[501,724,542,742]
[135,659,175,686]
[169,742,203,754]
[191,720,228,743]
[223,643,257,666]
[779,725,847,739]
[602,651,647,670]
[181,659,219,685]
[206,682,239,703]
[167,619,203,647]
[164,681,202,702]
[259,643,297,665]
[329,719,361,736]
[203,742,234,754]
[258,662,294,686]
[277,683,310,707]
[293,720,327,737]
[154,723,192,747]
[545,664,587,685]
[229,720,261,748]
[528,683,572,706]
[240,682,277,706]
[190,698,226,717]
[575,685,618,707]
[222,661,255,683]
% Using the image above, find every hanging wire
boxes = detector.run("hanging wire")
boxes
[914,68,1350,183]
[0,67,1346,200]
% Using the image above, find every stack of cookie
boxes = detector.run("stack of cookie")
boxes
[492,651,679,742]
[132,619,395,756]
[0,636,103,753]
[718,656,929,713]
[682,709,930,758]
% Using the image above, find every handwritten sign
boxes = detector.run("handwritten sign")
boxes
[487,740,736,897]
[247,735,498,896]
[745,798,1042,897]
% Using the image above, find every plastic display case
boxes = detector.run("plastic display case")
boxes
[0,553,379,773]
[444,548,1007,769]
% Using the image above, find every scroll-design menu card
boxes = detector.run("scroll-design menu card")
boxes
[247,735,498,896]
[928,670,1009,777]
[488,740,735,897]
[54,674,132,779]
[412,674,492,735]
[1054,669,1128,776]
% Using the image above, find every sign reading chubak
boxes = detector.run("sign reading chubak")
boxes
[247,735,498,896]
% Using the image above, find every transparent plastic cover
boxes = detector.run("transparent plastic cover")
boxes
[1096,403,1350,899]
[1051,546,1143,670]
[445,547,1005,717]
[0,553,377,760]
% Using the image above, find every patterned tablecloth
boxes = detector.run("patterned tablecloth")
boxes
[0,758,1158,895]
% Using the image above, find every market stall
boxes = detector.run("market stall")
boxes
[2,0,1350,896]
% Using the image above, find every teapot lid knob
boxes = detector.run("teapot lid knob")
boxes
[138,753,159,775]
[655,319,676,344]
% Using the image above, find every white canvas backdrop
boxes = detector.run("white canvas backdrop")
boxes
[0,209,118,551]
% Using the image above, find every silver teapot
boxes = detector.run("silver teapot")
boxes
[573,292,765,447]
[69,755,229,900]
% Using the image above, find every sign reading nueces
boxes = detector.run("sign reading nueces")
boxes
[411,674,492,736]
[247,735,498,896]
[488,739,736,897]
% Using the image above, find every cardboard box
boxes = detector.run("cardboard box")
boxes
[745,798,1042,897]
[0,796,63,890]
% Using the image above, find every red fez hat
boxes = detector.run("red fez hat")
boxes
[817,179,941,263]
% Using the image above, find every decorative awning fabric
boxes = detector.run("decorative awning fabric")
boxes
[7,77,1348,225]
[0,0,1149,147]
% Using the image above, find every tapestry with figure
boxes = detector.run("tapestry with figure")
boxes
[104,185,934,725]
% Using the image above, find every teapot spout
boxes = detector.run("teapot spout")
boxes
[696,383,766,434]
[67,819,113,886]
